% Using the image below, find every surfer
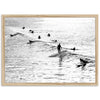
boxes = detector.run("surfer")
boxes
[38,35,41,39]
[22,27,25,29]
[54,40,57,42]
[57,43,62,53]
[29,30,32,32]
[10,34,14,37]
[10,32,22,37]
[47,33,50,37]
[77,58,89,69]
[29,30,34,33]
[71,47,76,51]
[31,30,34,33]
[52,40,57,43]
[27,40,34,44]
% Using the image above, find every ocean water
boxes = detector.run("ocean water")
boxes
[5,18,95,83]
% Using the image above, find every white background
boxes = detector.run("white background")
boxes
[0,0,99,100]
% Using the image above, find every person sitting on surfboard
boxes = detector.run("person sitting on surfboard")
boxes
[57,43,62,53]
[22,27,25,29]
[47,33,50,37]
[38,35,41,39]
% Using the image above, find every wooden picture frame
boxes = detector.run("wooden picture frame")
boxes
[1,14,98,86]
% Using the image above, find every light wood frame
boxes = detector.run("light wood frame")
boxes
[1,14,98,86]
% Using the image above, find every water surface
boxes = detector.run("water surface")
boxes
[5,18,95,83]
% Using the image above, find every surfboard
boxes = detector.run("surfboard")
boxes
[49,49,95,63]
[49,50,67,57]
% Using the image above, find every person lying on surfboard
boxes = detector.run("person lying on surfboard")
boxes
[57,43,62,54]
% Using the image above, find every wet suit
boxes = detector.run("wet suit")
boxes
[38,36,41,39]
[47,33,50,37]
[22,27,25,29]
[57,43,62,53]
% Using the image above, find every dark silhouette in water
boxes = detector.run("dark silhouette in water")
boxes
[57,43,62,53]
[29,30,34,33]
[38,36,41,39]
[22,27,25,29]
[10,32,23,37]
[29,30,32,32]
[31,31,34,33]
[27,40,34,44]
[54,40,57,42]
[77,58,89,69]
[71,47,76,51]
[10,34,14,37]
[47,33,50,37]
[52,40,57,43]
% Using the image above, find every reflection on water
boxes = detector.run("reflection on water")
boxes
[59,56,63,67]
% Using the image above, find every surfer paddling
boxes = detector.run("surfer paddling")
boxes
[10,32,23,37]
[57,43,62,54]
[77,58,89,69]
[71,47,76,51]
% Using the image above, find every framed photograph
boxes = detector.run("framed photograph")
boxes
[2,15,98,86]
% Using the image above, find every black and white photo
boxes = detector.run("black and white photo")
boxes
[2,15,98,85]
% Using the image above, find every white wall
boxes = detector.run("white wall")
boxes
[0,0,99,100]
